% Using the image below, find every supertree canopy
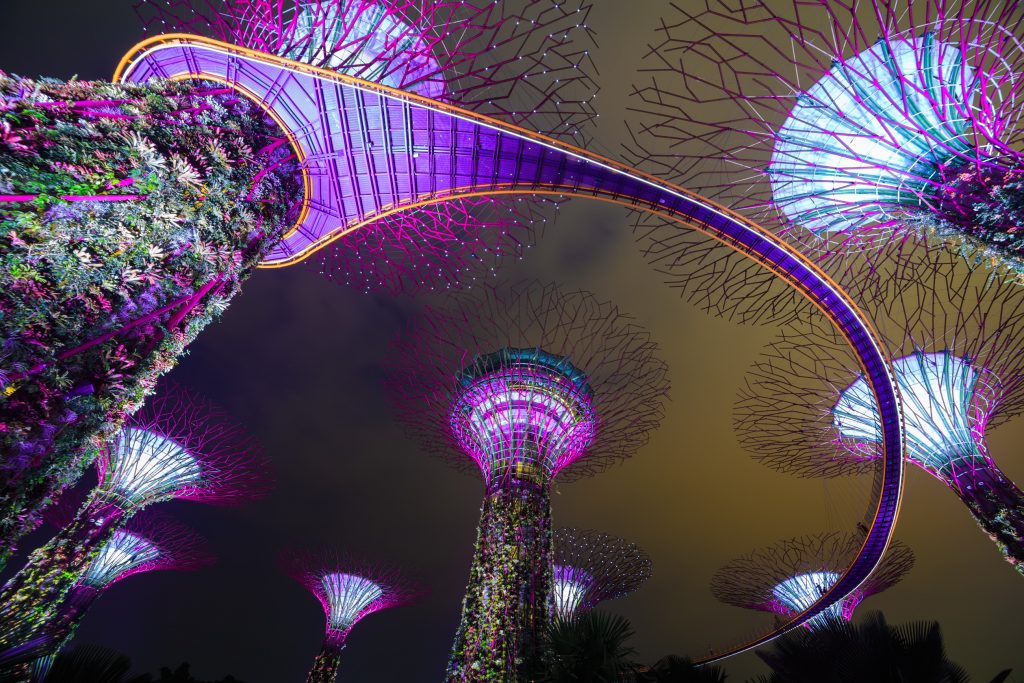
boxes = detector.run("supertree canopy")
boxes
[629,0,1024,283]
[387,282,669,680]
[282,549,421,683]
[451,347,598,487]
[552,528,652,621]
[735,246,1024,574]
[833,351,992,479]
[0,382,267,666]
[136,0,597,294]
[27,513,212,681]
[711,533,915,630]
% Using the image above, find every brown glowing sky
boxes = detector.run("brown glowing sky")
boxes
[2,1,1023,680]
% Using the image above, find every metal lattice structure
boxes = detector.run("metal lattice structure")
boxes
[96,382,272,510]
[384,281,667,680]
[25,513,212,682]
[0,383,267,660]
[79,513,213,589]
[135,0,596,293]
[313,196,562,293]
[388,282,670,484]
[135,0,599,140]
[552,528,652,620]
[736,247,1024,573]
[451,347,599,487]
[282,549,421,683]
[628,0,1024,294]
[711,533,914,629]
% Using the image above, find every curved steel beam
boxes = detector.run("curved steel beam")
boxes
[116,35,905,662]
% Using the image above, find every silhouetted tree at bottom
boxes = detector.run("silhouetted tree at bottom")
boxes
[37,645,243,683]
[41,645,150,683]
[155,662,242,683]
[534,610,639,682]
[635,655,728,682]
[752,611,974,683]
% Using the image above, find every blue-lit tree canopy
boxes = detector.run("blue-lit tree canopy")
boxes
[630,1,1024,279]
[771,572,849,628]
[770,34,975,236]
[832,351,989,478]
[712,534,914,629]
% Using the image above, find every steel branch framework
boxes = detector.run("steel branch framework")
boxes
[79,513,213,589]
[552,527,652,620]
[97,381,272,509]
[135,0,599,142]
[0,382,268,665]
[388,282,669,483]
[736,246,1024,573]
[23,512,212,682]
[112,34,909,659]
[386,282,667,679]
[136,0,597,293]
[282,549,421,683]
[628,0,1024,289]
[711,533,915,628]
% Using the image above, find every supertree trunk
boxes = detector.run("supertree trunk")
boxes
[446,478,553,682]
[0,498,123,652]
[922,165,1024,273]
[0,74,301,565]
[948,463,1024,576]
[21,586,99,683]
[306,639,345,683]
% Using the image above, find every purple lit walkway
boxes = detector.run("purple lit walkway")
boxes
[117,35,906,661]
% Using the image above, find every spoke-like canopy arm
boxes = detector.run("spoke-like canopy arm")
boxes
[115,34,905,661]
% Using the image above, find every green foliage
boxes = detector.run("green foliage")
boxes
[910,164,1024,283]
[956,479,1024,577]
[446,483,554,681]
[635,656,727,683]
[535,610,638,683]
[303,643,343,683]
[0,72,301,562]
[0,501,122,652]
[155,662,243,683]
[28,648,244,683]
[753,611,970,683]
[41,644,150,683]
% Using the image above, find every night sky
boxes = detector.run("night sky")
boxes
[3,1,1024,681]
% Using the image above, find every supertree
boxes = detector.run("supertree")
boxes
[551,528,652,621]
[386,282,669,680]
[135,0,598,294]
[25,512,213,683]
[282,549,421,683]
[0,381,268,667]
[0,0,597,567]
[711,533,915,630]
[735,245,1024,574]
[628,0,1024,294]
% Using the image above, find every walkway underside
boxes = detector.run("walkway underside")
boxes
[117,34,907,662]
